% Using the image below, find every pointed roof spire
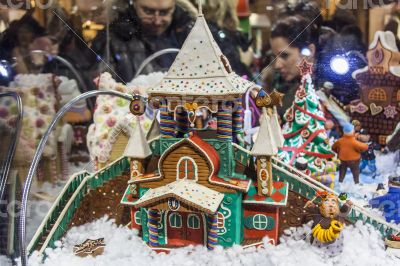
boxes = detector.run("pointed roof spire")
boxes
[270,107,284,148]
[147,15,255,96]
[124,119,152,159]
[198,0,203,15]
[251,114,278,156]
[146,113,161,142]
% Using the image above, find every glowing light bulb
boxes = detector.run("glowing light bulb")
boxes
[330,55,349,75]
[301,48,311,56]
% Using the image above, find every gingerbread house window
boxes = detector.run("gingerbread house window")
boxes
[134,211,141,225]
[368,88,387,101]
[187,214,200,229]
[397,90,400,102]
[253,214,269,230]
[169,212,182,228]
[177,156,198,181]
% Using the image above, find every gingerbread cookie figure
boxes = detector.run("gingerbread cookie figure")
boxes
[305,192,353,256]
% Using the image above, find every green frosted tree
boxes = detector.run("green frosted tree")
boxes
[278,60,334,174]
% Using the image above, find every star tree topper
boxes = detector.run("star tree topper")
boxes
[298,58,313,76]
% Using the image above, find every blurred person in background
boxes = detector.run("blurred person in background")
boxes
[268,15,320,117]
[44,5,98,91]
[0,12,46,74]
[200,0,252,77]
[91,0,249,83]
[265,1,366,117]
[91,0,196,83]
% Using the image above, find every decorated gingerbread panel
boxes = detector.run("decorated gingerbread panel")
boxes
[161,145,211,182]
[243,204,279,244]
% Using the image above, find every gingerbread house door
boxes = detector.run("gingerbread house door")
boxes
[167,212,204,246]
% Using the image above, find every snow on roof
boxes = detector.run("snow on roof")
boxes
[124,121,152,159]
[134,180,224,214]
[354,31,400,79]
[390,65,400,77]
[109,120,133,144]
[251,114,278,156]
[352,66,368,80]
[147,15,255,96]
[369,31,398,52]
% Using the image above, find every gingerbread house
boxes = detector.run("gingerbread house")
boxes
[0,74,72,184]
[87,72,164,169]
[352,31,400,145]
[120,14,289,249]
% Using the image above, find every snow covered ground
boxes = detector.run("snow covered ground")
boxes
[1,153,398,265]
[335,151,400,206]
[24,217,399,266]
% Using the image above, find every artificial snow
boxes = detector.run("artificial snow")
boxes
[25,216,399,266]
[0,256,11,265]
[19,152,400,266]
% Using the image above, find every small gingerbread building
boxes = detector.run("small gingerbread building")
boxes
[352,31,400,145]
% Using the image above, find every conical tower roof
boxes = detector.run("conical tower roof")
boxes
[147,15,255,96]
[270,107,284,148]
[251,114,278,156]
[124,121,152,159]
[146,115,161,142]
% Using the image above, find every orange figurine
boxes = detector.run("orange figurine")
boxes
[332,123,368,184]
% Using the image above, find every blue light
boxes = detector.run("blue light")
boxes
[330,55,349,75]
[301,48,311,56]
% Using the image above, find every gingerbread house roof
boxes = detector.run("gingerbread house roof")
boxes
[109,120,132,144]
[158,133,220,180]
[133,180,224,214]
[369,31,398,52]
[123,122,152,159]
[353,31,400,79]
[147,15,255,96]
[251,114,278,156]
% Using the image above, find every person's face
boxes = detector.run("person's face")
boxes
[320,196,340,218]
[270,37,302,82]
[134,0,175,36]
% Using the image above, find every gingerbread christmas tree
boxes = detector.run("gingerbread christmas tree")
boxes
[279,60,334,174]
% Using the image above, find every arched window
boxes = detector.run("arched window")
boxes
[217,212,225,228]
[134,211,141,225]
[368,88,387,101]
[177,156,198,180]
[187,214,200,229]
[169,213,182,228]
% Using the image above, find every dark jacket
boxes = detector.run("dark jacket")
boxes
[91,5,249,83]
[361,141,381,161]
